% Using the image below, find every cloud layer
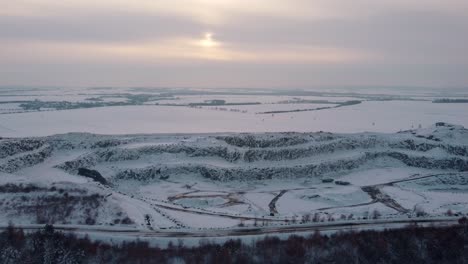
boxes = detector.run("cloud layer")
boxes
[1,0,467,88]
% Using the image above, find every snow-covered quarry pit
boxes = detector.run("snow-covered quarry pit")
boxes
[1,122,467,231]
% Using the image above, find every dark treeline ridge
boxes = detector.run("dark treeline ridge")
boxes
[433,99,468,103]
[258,100,361,114]
[1,219,468,264]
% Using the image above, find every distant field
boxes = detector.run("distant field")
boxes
[0,100,467,137]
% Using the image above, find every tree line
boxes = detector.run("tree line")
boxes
[1,218,467,263]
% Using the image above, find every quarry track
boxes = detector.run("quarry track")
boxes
[0,217,460,238]
[360,173,455,214]
[268,190,287,215]
[124,172,466,222]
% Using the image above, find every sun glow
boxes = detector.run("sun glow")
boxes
[198,33,219,48]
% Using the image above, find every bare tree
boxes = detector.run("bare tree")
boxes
[302,213,311,223]
[313,213,320,222]
[446,209,453,216]
[371,209,381,219]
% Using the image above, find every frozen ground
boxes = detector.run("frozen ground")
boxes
[0,87,467,232]
[1,86,467,137]
[0,101,467,137]
[0,122,467,230]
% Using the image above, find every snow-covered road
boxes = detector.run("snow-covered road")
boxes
[1,217,460,239]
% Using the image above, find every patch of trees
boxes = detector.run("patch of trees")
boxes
[188,100,260,106]
[237,137,379,162]
[0,188,116,225]
[218,135,309,148]
[32,193,104,225]
[19,100,130,111]
[380,152,468,171]
[433,99,468,103]
[0,183,48,193]
[91,139,126,149]
[1,220,467,263]
[0,144,53,173]
[0,139,44,159]
[258,100,362,114]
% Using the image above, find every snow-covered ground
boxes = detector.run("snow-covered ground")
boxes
[1,86,467,137]
[202,103,338,114]
[0,101,467,137]
[1,121,467,230]
[0,87,467,232]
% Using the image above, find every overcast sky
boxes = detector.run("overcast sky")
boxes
[1,0,467,88]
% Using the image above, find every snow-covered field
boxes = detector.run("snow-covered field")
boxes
[0,101,467,137]
[1,86,467,137]
[0,87,467,232]
[201,103,338,114]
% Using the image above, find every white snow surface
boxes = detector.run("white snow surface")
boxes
[1,87,468,231]
[0,101,467,137]
[1,123,467,229]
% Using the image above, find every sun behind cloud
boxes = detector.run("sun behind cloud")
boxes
[198,33,219,48]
